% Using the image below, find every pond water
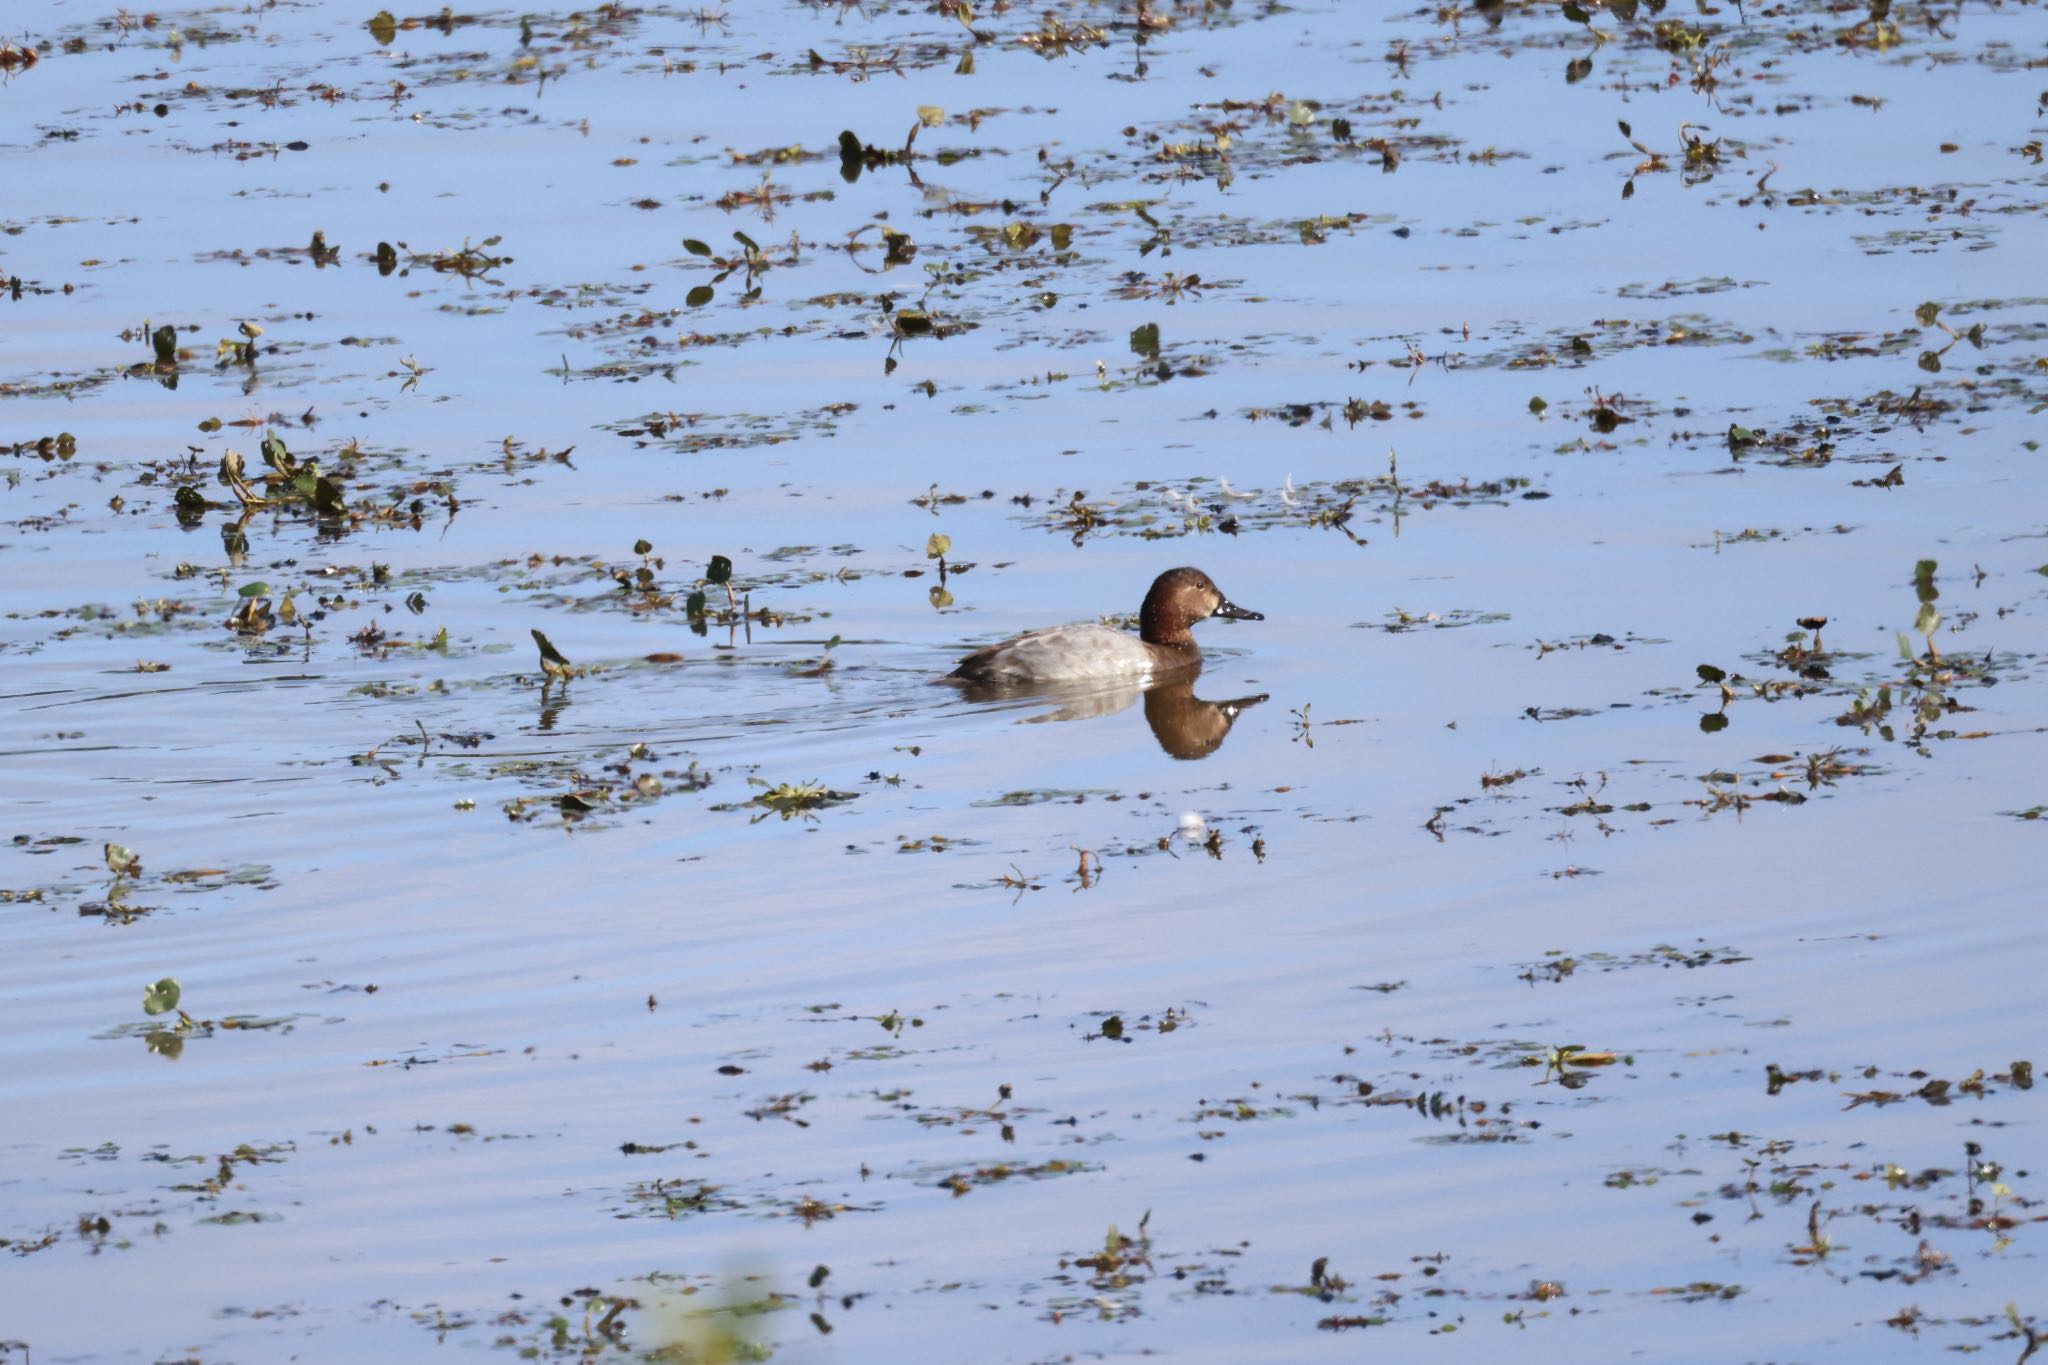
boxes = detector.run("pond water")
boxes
[3,0,2046,1360]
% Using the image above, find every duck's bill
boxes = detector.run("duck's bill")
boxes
[1214,597,1263,621]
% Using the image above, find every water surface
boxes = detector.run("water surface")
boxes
[3,1,2046,1360]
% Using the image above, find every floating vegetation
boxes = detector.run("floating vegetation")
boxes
[992,468,1535,545]
[722,778,858,822]
[1516,943,1753,985]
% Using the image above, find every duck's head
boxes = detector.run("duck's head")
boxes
[1140,567,1263,647]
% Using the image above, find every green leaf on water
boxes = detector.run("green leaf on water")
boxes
[1528,396,1548,416]
[1130,322,1160,358]
[1914,603,1941,638]
[706,555,733,586]
[1696,664,1726,683]
[686,285,714,308]
[926,533,951,560]
[238,581,270,598]
[105,842,140,876]
[685,590,707,617]
[143,977,181,1017]
[682,239,713,257]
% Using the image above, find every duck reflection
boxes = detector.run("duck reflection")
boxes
[953,675,1268,760]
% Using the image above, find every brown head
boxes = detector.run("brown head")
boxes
[1138,567,1263,650]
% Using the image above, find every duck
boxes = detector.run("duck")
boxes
[946,566,1263,685]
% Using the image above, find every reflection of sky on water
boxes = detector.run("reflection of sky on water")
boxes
[2,0,2046,1359]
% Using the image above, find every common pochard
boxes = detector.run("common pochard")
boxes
[946,567,1263,684]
